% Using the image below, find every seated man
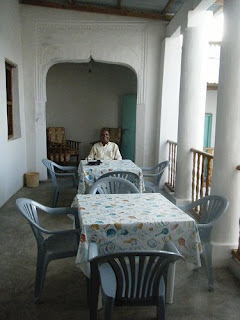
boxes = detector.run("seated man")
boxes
[87,128,122,160]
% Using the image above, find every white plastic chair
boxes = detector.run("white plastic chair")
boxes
[42,159,78,207]
[16,198,80,302]
[141,161,169,192]
[88,242,183,320]
[182,195,229,291]
[99,171,140,190]
[88,177,139,194]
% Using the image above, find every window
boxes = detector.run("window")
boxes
[5,61,21,140]
[5,62,15,138]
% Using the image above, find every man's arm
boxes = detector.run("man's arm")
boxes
[87,145,95,160]
[113,144,122,160]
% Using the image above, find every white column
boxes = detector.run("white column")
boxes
[174,14,210,202]
[157,36,182,188]
[210,0,240,266]
[157,36,181,162]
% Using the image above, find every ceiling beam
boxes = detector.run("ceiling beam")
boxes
[19,0,172,21]
[117,0,121,10]
[215,0,224,5]
[213,5,223,16]
[162,0,176,14]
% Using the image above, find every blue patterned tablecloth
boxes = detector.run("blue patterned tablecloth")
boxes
[73,193,202,272]
[78,159,144,193]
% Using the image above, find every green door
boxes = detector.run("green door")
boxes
[203,113,212,148]
[203,113,212,179]
[121,95,137,161]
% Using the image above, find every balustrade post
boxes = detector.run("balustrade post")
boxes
[166,141,177,192]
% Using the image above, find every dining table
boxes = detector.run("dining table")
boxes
[77,159,144,194]
[72,192,202,303]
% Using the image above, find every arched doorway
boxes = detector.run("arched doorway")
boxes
[45,60,137,159]
[34,22,147,179]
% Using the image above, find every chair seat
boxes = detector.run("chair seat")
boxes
[144,181,159,193]
[45,231,78,256]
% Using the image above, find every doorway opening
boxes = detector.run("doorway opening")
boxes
[46,60,137,160]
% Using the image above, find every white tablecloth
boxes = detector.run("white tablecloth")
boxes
[77,159,144,193]
[74,193,202,271]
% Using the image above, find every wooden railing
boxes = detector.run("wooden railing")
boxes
[232,165,240,261]
[190,148,214,203]
[203,147,214,155]
[165,140,177,192]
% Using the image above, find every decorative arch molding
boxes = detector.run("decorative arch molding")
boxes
[35,21,147,105]
[34,21,147,177]
[40,42,140,103]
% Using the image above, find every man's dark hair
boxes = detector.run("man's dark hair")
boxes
[100,128,110,135]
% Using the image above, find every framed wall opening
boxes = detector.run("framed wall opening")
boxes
[45,60,137,160]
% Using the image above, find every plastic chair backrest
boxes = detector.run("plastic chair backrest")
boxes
[155,161,169,185]
[90,250,183,301]
[185,195,229,225]
[88,177,139,194]
[16,198,48,246]
[99,171,139,188]
[42,159,58,186]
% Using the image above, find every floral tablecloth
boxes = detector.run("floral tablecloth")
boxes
[77,159,144,193]
[73,193,202,272]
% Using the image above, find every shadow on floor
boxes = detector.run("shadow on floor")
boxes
[0,181,240,320]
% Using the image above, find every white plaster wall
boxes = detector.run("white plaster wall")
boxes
[0,0,27,207]
[46,62,137,158]
[157,37,182,160]
[156,36,182,187]
[205,89,217,147]
[142,23,166,166]
[20,5,165,178]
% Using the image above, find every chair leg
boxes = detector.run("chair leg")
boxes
[86,277,91,307]
[203,242,214,291]
[103,295,114,320]
[52,188,59,207]
[35,253,49,303]
[89,276,100,320]
[157,296,165,320]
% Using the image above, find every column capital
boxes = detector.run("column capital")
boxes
[186,10,212,30]
[166,0,214,37]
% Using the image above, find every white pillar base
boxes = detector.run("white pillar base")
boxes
[212,241,238,267]
[163,185,191,206]
[229,257,240,281]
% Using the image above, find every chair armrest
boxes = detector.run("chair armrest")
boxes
[45,206,78,216]
[142,173,158,177]
[141,166,155,172]
[42,207,80,230]
[197,223,213,229]
[66,139,81,143]
[141,163,160,171]
[30,222,80,235]
[55,164,78,172]
[66,140,81,150]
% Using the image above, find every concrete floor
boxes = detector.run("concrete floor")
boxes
[0,181,240,320]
